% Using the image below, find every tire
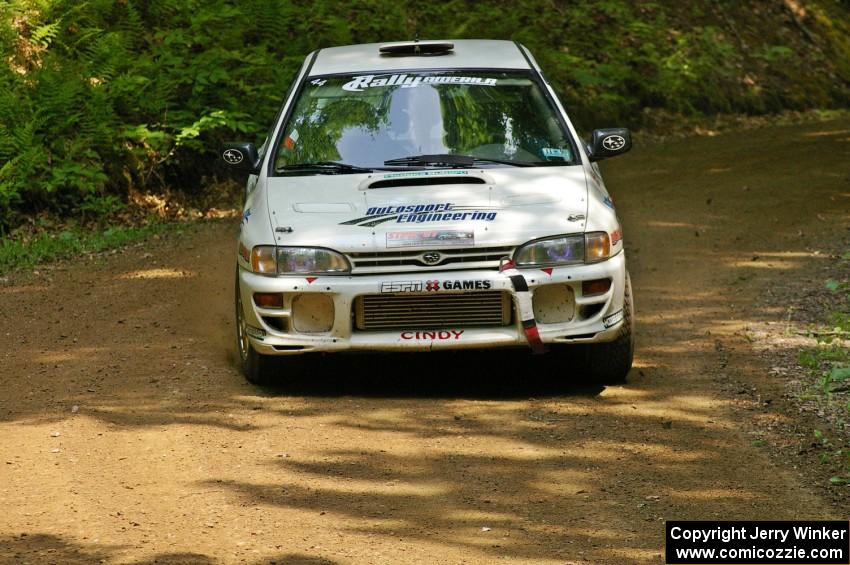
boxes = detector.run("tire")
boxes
[235,268,278,385]
[584,271,635,384]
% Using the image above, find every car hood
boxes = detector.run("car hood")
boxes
[265,167,588,252]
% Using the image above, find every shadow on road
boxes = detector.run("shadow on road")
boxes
[0,533,337,565]
[254,350,609,399]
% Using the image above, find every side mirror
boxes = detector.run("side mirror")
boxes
[587,128,632,162]
[221,142,260,173]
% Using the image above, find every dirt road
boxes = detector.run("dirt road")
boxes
[2,119,849,564]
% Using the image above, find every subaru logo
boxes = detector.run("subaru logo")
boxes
[601,135,626,151]
[222,148,244,164]
[422,252,442,265]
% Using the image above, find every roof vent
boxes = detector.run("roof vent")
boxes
[379,41,454,56]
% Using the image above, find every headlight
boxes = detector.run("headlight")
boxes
[514,232,610,267]
[514,235,584,267]
[277,247,350,274]
[250,246,350,275]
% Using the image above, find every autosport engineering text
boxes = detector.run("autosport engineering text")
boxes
[339,202,499,228]
[367,203,497,223]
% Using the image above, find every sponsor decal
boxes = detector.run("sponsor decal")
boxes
[381,279,493,293]
[442,280,491,290]
[601,135,626,151]
[238,242,251,263]
[386,230,473,248]
[310,78,327,86]
[223,148,244,164]
[541,147,569,159]
[342,202,498,227]
[241,208,252,225]
[611,229,622,246]
[603,309,624,328]
[283,129,299,150]
[381,281,423,293]
[245,325,266,340]
[602,196,615,210]
[400,330,465,341]
[567,214,586,222]
[343,74,498,92]
[381,170,469,180]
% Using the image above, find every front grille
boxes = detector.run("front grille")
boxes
[347,246,513,274]
[354,291,512,331]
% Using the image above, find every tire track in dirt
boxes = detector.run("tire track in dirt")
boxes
[1,119,848,564]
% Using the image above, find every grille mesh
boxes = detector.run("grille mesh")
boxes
[347,246,513,273]
[355,291,512,331]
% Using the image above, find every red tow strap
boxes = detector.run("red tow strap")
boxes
[500,258,546,354]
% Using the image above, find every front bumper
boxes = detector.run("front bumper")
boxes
[238,252,627,355]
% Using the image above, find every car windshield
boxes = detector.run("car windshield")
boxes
[273,70,576,173]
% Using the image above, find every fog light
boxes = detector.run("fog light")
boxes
[532,284,575,324]
[253,293,284,308]
[582,278,611,296]
[291,294,334,333]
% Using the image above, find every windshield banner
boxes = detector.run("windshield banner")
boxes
[342,74,498,92]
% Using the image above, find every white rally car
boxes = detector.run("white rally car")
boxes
[223,40,634,384]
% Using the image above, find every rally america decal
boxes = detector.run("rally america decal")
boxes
[381,279,492,293]
[343,74,498,92]
[341,202,498,227]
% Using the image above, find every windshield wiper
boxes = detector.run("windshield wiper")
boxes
[276,161,374,174]
[384,154,531,167]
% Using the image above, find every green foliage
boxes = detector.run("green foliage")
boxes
[792,252,850,489]
[0,220,177,273]
[798,252,850,484]
[0,0,848,230]
[812,430,850,485]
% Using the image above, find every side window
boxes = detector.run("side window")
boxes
[259,69,301,159]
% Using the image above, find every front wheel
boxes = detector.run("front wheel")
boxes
[235,269,278,385]
[583,271,635,384]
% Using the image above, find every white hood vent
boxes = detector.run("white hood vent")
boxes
[368,175,486,190]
